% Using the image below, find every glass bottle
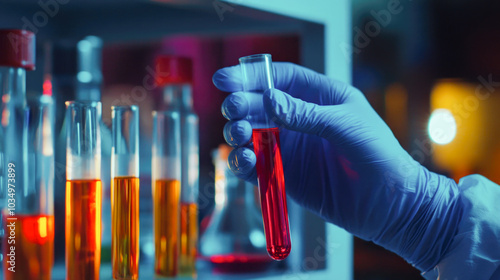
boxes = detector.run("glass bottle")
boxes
[155,55,199,276]
[50,36,113,261]
[76,36,114,257]
[2,94,55,280]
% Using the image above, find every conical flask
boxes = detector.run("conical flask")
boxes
[200,144,272,272]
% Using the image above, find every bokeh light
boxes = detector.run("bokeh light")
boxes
[428,109,457,145]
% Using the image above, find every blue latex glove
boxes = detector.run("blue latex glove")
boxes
[213,62,464,273]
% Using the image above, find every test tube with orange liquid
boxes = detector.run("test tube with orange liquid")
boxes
[152,109,181,277]
[111,105,140,280]
[65,101,102,280]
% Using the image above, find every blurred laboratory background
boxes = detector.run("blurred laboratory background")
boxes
[0,0,499,279]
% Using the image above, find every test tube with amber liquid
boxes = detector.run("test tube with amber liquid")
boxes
[152,110,181,277]
[2,95,55,280]
[65,101,102,280]
[111,105,140,280]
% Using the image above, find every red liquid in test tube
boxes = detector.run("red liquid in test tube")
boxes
[252,127,291,260]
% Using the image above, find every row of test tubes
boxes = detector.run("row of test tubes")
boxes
[1,102,196,280]
[65,100,196,280]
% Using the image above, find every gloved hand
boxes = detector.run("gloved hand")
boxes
[213,62,463,273]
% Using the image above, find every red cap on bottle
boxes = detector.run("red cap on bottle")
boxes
[155,56,192,86]
[0,29,36,70]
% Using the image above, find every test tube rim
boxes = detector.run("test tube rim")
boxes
[152,109,180,119]
[239,53,272,64]
[111,104,139,112]
[65,100,101,109]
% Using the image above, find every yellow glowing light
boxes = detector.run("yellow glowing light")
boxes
[428,109,457,145]
[430,79,487,176]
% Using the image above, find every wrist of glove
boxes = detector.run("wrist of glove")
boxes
[372,167,463,272]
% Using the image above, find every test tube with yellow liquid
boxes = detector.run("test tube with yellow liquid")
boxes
[111,105,140,279]
[152,109,181,277]
[65,101,102,280]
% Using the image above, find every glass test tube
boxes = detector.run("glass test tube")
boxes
[111,106,140,280]
[154,56,199,276]
[239,54,291,260]
[179,118,199,277]
[152,109,181,277]
[65,101,102,280]
[2,96,55,280]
